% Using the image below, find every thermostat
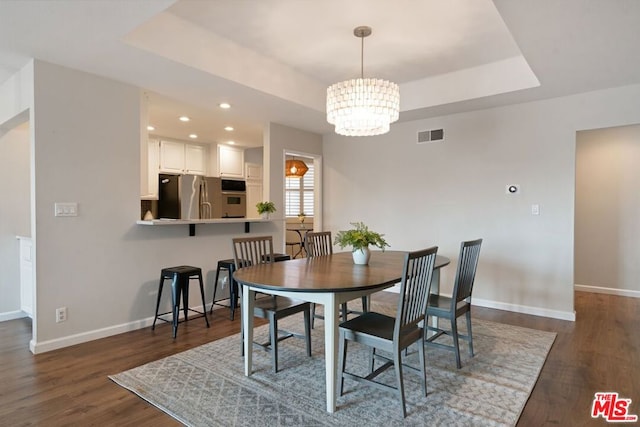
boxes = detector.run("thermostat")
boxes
[506,184,520,194]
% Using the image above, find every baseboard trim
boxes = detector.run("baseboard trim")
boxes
[574,284,640,298]
[28,285,583,355]
[30,305,208,354]
[31,317,155,354]
[0,310,28,322]
[471,297,576,321]
[382,288,576,321]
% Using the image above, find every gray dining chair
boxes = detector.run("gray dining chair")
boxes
[305,231,368,328]
[338,246,439,418]
[425,238,482,369]
[232,235,312,373]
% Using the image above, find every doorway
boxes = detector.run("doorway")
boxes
[0,118,34,349]
[574,124,640,298]
[284,152,321,258]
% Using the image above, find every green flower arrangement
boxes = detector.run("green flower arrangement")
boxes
[256,201,276,215]
[334,222,390,252]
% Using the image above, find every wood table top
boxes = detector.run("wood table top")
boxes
[233,250,450,293]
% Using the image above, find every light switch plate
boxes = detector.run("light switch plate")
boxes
[54,202,78,217]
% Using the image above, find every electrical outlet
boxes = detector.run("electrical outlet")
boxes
[56,307,67,323]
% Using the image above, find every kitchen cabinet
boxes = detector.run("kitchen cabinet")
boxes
[218,145,244,178]
[245,163,263,218]
[245,162,262,180]
[159,140,184,174]
[246,181,263,219]
[185,144,206,174]
[160,140,207,175]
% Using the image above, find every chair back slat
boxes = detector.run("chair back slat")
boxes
[395,246,438,338]
[453,239,483,304]
[305,231,333,257]
[232,235,274,269]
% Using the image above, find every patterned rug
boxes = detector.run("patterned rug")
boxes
[110,306,556,426]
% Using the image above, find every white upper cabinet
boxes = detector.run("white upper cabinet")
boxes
[245,162,263,218]
[245,162,263,180]
[160,140,207,175]
[159,140,184,174]
[184,144,206,175]
[218,145,244,178]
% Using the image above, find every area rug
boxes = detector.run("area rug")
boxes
[110,306,556,427]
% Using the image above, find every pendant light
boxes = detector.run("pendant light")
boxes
[326,26,400,136]
[285,159,308,177]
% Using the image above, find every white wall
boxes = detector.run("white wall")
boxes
[8,58,640,350]
[323,84,640,320]
[0,61,32,128]
[575,124,640,296]
[0,122,31,319]
[264,122,323,211]
[244,146,263,165]
[28,61,280,352]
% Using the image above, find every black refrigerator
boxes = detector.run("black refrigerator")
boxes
[157,174,181,219]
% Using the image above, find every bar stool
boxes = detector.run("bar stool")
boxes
[152,265,210,338]
[211,254,291,320]
[211,259,240,320]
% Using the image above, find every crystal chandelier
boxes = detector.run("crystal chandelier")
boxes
[326,26,400,137]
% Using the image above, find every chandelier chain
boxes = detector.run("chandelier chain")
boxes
[360,34,364,79]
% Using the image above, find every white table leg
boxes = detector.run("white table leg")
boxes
[323,295,338,413]
[430,268,441,329]
[431,268,440,295]
[242,285,255,376]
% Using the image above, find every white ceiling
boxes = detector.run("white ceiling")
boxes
[1,0,639,147]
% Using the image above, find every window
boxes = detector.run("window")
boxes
[285,162,314,216]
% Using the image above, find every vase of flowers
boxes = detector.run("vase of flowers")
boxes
[256,201,276,219]
[334,222,390,265]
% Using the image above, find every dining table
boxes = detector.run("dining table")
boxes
[286,224,310,258]
[233,250,450,413]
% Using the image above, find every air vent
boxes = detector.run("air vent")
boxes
[417,129,445,144]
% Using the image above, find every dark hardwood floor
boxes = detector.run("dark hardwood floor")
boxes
[0,291,638,426]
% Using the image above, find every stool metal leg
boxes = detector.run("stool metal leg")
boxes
[198,273,210,328]
[171,274,181,339]
[152,274,165,330]
[181,275,189,322]
[229,265,237,321]
[210,264,222,314]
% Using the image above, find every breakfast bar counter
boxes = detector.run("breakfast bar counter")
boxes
[136,217,283,235]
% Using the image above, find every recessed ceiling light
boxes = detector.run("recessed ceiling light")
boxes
[224,126,234,131]
[147,125,155,131]
[219,103,231,109]
[227,141,235,145]
[189,134,198,139]
[179,116,190,122]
